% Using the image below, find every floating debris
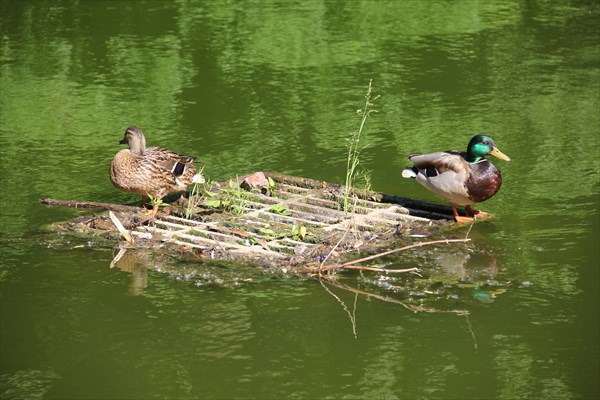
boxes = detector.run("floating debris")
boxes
[42,172,464,271]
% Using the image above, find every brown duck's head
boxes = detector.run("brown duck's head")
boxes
[119,126,147,155]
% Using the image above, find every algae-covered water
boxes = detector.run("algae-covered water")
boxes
[1,1,598,399]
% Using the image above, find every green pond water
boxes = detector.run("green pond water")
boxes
[1,1,599,399]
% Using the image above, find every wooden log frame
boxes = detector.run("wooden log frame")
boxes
[40,197,142,213]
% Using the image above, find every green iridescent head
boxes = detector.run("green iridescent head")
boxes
[466,135,511,163]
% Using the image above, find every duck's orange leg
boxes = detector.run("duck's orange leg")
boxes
[139,195,159,220]
[149,203,160,219]
[452,205,475,223]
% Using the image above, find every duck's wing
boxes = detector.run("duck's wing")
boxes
[406,151,473,205]
[145,147,197,176]
[408,150,469,177]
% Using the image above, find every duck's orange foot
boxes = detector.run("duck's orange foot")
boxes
[466,205,494,220]
[451,205,494,223]
[455,215,476,223]
[138,204,160,225]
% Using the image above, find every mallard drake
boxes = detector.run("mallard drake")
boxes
[401,134,510,223]
[110,126,204,217]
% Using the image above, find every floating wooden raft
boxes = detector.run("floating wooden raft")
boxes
[44,172,458,269]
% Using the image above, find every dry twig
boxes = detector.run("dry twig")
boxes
[324,280,469,315]
[340,238,470,267]
[108,211,134,244]
[304,237,470,274]
[319,279,358,338]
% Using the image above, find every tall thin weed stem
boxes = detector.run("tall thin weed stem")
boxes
[344,80,379,212]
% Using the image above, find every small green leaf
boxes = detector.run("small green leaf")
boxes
[300,226,307,239]
[268,204,292,216]
[203,199,222,208]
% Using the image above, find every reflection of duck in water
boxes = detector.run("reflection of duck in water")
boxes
[433,251,472,281]
[432,249,498,282]
[110,248,148,296]
[432,246,503,303]
[402,135,510,222]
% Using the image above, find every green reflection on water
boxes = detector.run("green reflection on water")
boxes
[1,0,598,399]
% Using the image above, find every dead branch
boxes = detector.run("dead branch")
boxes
[301,264,420,275]
[340,238,471,267]
[324,280,469,315]
[299,238,470,274]
[40,197,141,213]
[319,279,358,338]
[463,312,478,350]
[342,265,422,275]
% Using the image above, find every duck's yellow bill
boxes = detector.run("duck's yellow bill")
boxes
[490,146,511,161]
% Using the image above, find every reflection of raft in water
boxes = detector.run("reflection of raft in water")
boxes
[42,171,474,272]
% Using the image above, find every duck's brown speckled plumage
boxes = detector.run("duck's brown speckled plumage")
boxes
[110,126,202,202]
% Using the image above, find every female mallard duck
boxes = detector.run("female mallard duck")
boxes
[110,126,204,217]
[401,134,510,223]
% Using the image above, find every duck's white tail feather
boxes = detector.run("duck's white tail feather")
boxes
[402,168,417,179]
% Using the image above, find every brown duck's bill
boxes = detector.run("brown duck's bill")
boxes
[490,146,511,161]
